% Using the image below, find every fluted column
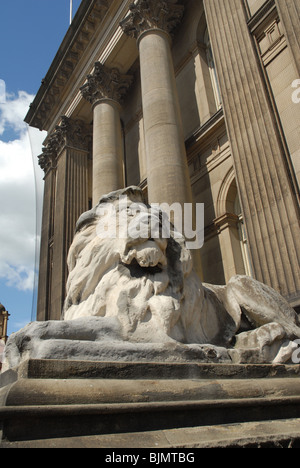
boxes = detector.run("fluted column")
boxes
[38,117,92,320]
[120,0,193,209]
[204,0,300,302]
[37,145,56,321]
[275,0,300,75]
[81,63,133,204]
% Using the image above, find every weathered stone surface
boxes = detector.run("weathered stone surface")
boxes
[2,318,231,372]
[11,359,300,381]
[1,360,300,447]
[2,419,300,448]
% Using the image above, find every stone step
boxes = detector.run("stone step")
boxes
[1,395,300,442]
[1,360,300,445]
[6,359,300,381]
[2,376,300,406]
[2,418,300,448]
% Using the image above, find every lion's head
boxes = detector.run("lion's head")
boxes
[63,187,208,344]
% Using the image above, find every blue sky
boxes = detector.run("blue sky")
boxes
[0,0,81,335]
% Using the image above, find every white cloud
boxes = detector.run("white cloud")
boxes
[0,92,45,291]
[0,80,6,105]
[0,91,34,137]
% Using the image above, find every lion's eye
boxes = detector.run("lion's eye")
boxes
[126,208,133,215]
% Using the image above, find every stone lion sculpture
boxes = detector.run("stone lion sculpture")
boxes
[61,186,300,363]
[3,186,300,369]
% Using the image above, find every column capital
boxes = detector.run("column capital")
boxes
[120,0,184,40]
[80,63,133,107]
[58,116,93,151]
[38,146,56,174]
[38,117,92,173]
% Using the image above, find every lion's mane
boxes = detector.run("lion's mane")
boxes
[63,187,213,345]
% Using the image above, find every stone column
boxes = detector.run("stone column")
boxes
[37,142,57,321]
[275,0,300,75]
[121,1,202,278]
[38,117,92,320]
[204,0,300,303]
[120,0,193,209]
[81,63,133,205]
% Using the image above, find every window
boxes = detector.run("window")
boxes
[234,194,253,277]
[204,28,222,110]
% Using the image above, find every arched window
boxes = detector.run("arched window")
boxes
[216,170,253,282]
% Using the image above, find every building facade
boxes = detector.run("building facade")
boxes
[25,0,300,322]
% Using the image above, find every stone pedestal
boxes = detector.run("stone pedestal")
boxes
[1,359,300,448]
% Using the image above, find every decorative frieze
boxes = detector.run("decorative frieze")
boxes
[120,0,184,39]
[80,62,133,106]
[38,117,92,173]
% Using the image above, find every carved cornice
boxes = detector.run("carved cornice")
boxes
[120,0,184,40]
[214,213,239,232]
[25,0,109,130]
[80,62,133,106]
[38,117,92,173]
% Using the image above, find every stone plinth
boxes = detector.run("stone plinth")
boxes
[1,359,300,447]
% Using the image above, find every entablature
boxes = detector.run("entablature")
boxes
[24,0,138,133]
